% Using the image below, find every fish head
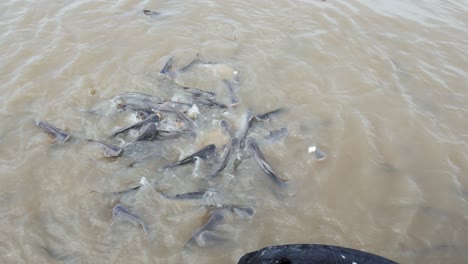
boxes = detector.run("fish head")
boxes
[244,137,255,151]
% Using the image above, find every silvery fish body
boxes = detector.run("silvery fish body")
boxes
[219,119,232,137]
[35,120,71,143]
[254,108,285,122]
[206,138,238,179]
[236,110,253,149]
[160,57,173,75]
[86,139,122,157]
[112,113,160,137]
[223,80,239,107]
[264,127,288,142]
[194,96,227,109]
[183,86,216,100]
[112,92,163,112]
[186,210,226,247]
[166,144,216,168]
[135,123,159,141]
[245,138,286,186]
[112,204,150,235]
[161,189,209,200]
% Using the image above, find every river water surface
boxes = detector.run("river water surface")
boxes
[1,0,468,263]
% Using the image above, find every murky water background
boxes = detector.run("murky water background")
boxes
[1,0,468,263]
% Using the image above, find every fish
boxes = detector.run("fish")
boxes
[161,100,193,113]
[160,55,202,80]
[134,123,193,142]
[116,96,191,117]
[174,109,197,129]
[194,96,227,109]
[206,138,238,179]
[111,113,160,137]
[143,9,160,16]
[110,185,142,196]
[35,120,71,143]
[86,139,122,157]
[186,210,226,247]
[204,204,256,219]
[135,109,155,120]
[264,127,288,142]
[229,206,256,218]
[135,123,159,141]
[166,144,216,168]
[91,185,142,196]
[219,119,232,137]
[160,57,173,75]
[112,92,163,112]
[156,104,196,129]
[177,57,238,81]
[178,55,203,72]
[112,204,150,235]
[158,129,194,140]
[92,177,150,196]
[116,103,155,113]
[235,110,253,149]
[237,244,398,264]
[254,108,285,122]
[223,79,239,107]
[245,138,287,185]
[161,189,209,200]
[183,86,216,100]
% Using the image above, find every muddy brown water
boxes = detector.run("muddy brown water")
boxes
[1,0,468,263]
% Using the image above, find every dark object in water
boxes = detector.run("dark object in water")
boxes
[86,139,122,157]
[204,204,256,219]
[112,204,149,235]
[158,129,194,140]
[157,104,196,129]
[219,119,232,137]
[110,185,142,196]
[206,138,238,179]
[183,86,216,100]
[111,113,160,137]
[194,96,227,109]
[113,92,163,113]
[229,206,256,218]
[135,123,159,141]
[135,109,154,120]
[160,57,173,75]
[161,189,209,200]
[186,210,226,247]
[178,55,202,72]
[90,185,142,196]
[245,138,287,185]
[35,120,70,143]
[166,144,216,168]
[254,108,285,121]
[135,123,191,142]
[265,127,288,142]
[143,10,160,16]
[237,244,397,264]
[223,79,239,107]
[236,110,253,149]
